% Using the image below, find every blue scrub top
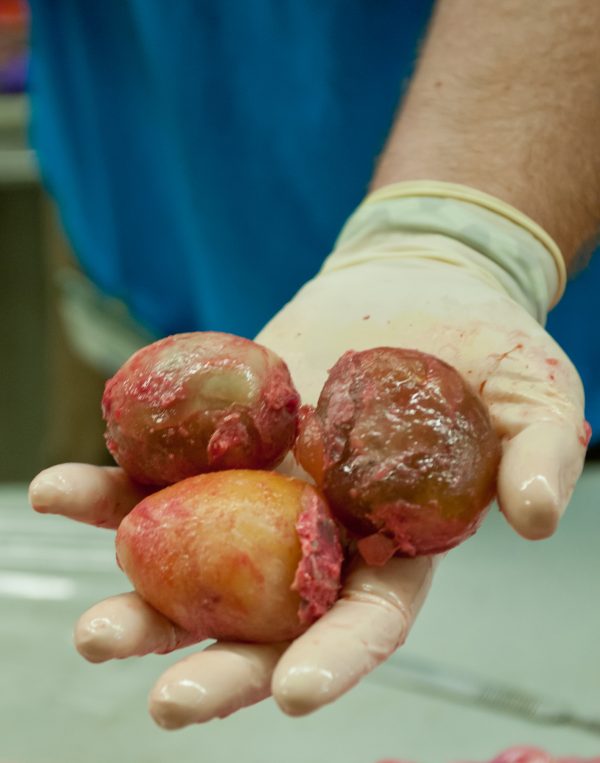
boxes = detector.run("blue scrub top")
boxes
[27,1,600,442]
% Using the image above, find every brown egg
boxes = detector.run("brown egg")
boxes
[102,332,300,485]
[115,470,343,643]
[295,348,500,564]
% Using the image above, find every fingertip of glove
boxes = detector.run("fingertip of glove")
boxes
[497,422,584,541]
[272,664,335,717]
[74,616,117,663]
[149,681,209,730]
[29,469,67,513]
[499,474,561,540]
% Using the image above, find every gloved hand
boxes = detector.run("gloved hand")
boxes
[29,181,588,729]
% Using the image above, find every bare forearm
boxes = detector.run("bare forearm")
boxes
[371,0,600,268]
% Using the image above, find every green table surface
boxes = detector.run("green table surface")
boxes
[1,467,599,763]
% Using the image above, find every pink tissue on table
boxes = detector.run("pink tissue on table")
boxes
[376,747,600,763]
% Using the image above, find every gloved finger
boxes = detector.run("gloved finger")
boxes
[272,555,436,716]
[497,421,586,540]
[29,464,150,529]
[478,334,588,540]
[149,642,286,730]
[75,592,195,663]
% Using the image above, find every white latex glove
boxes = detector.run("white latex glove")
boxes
[29,182,587,729]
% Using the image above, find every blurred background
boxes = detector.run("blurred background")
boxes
[0,0,126,482]
[1,3,598,762]
[2,0,599,483]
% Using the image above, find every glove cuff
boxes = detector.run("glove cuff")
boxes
[323,181,566,324]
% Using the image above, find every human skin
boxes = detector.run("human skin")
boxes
[372,0,600,270]
[29,0,598,728]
